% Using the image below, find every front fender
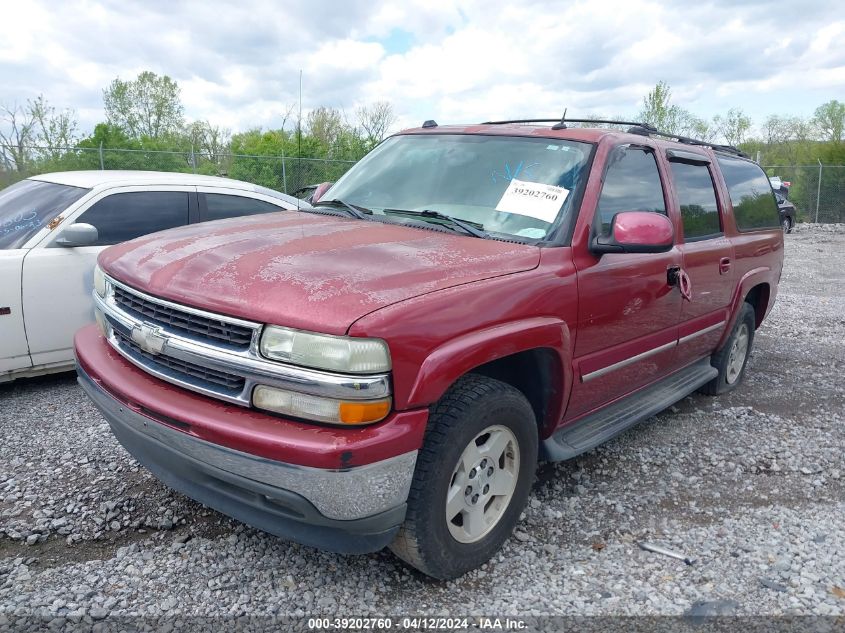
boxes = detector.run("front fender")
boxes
[405,317,572,422]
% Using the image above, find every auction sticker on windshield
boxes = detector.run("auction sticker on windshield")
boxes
[495,178,569,223]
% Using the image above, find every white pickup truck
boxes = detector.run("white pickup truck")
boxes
[1,171,303,382]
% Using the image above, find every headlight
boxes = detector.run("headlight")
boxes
[94,307,109,337]
[260,326,391,373]
[253,385,391,425]
[94,265,106,298]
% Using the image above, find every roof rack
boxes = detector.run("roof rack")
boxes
[480,117,748,158]
[481,117,651,129]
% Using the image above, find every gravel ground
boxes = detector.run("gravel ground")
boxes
[1,224,843,624]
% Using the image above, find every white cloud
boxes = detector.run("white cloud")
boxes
[0,0,843,137]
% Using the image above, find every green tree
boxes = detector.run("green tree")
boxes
[637,81,706,138]
[638,81,681,132]
[305,107,345,150]
[813,100,845,144]
[103,71,184,139]
[713,108,751,146]
[29,94,78,160]
[356,101,396,149]
[186,120,231,174]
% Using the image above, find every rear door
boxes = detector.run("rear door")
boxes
[197,188,294,222]
[22,187,195,367]
[568,144,683,419]
[665,150,735,358]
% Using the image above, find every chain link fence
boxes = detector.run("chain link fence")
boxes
[0,146,357,196]
[762,164,845,224]
[3,147,844,222]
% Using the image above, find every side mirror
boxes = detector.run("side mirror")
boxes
[56,223,99,247]
[311,182,333,204]
[591,211,674,255]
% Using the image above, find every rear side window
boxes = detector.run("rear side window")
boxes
[716,156,780,230]
[597,147,666,235]
[77,191,189,246]
[670,162,721,239]
[202,193,284,222]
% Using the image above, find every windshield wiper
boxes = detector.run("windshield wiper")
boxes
[316,199,371,219]
[382,209,489,239]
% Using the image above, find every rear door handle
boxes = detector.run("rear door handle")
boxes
[719,257,731,275]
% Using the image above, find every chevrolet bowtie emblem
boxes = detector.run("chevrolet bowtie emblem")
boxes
[131,323,168,355]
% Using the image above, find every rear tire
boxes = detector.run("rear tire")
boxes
[700,302,756,395]
[781,217,792,233]
[389,374,537,580]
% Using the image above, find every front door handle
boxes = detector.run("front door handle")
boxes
[719,257,731,275]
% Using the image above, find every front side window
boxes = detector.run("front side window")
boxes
[716,156,780,231]
[0,180,89,249]
[77,191,189,246]
[670,161,722,239]
[202,193,284,222]
[324,134,592,241]
[597,147,666,236]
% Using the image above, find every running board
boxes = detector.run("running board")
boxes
[541,358,717,461]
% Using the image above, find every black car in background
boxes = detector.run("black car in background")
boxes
[775,192,796,233]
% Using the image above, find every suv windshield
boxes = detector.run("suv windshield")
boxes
[325,133,592,240]
[0,179,89,249]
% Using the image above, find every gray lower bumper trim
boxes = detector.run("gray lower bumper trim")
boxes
[77,367,411,554]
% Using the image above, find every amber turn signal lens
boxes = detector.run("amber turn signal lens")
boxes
[339,399,392,425]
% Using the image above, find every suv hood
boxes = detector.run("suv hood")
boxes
[99,212,540,335]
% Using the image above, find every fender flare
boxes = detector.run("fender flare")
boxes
[405,317,573,427]
[719,266,771,347]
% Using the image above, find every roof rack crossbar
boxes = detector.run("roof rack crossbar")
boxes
[479,117,747,158]
[481,118,654,128]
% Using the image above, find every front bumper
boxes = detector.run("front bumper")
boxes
[77,363,416,554]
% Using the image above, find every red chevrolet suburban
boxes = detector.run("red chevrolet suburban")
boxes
[75,120,784,579]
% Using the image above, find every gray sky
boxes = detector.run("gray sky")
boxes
[1,0,843,136]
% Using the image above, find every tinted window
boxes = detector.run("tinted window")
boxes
[0,180,89,249]
[78,191,189,246]
[203,194,284,222]
[716,156,780,230]
[597,148,666,235]
[670,162,721,239]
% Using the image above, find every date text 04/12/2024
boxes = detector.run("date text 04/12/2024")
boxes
[307,616,527,630]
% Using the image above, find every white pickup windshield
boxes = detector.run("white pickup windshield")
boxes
[0,179,89,249]
[326,134,591,240]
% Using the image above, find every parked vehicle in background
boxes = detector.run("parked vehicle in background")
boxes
[0,171,304,382]
[76,121,783,579]
[292,182,332,205]
[775,192,796,233]
[769,176,790,199]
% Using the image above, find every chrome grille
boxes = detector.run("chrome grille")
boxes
[113,329,245,394]
[96,274,392,407]
[113,285,253,348]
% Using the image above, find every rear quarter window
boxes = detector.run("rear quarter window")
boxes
[716,156,780,231]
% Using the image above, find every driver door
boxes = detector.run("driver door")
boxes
[567,145,683,419]
[21,187,194,368]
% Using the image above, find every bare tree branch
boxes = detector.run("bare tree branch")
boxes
[0,102,37,172]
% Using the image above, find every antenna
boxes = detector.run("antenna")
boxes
[551,108,567,130]
[298,69,303,161]
[296,70,303,211]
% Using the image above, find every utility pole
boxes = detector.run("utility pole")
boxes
[815,159,822,223]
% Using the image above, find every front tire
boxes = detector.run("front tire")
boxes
[700,302,756,395]
[389,375,538,579]
[781,217,792,233]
